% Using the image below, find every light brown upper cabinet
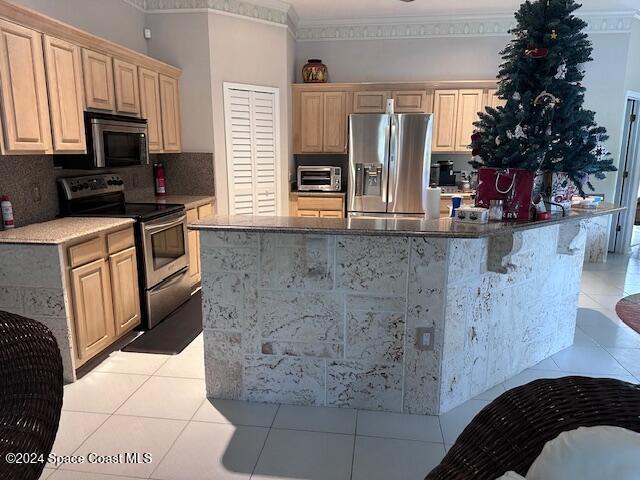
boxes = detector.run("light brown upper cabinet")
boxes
[139,67,164,152]
[82,48,115,112]
[0,19,52,154]
[296,90,347,154]
[323,92,347,153]
[393,90,429,113]
[433,88,485,152]
[432,90,459,152]
[299,91,324,152]
[43,35,86,153]
[353,91,389,113]
[113,58,140,115]
[486,88,507,110]
[159,74,182,152]
[455,89,484,152]
[352,89,429,114]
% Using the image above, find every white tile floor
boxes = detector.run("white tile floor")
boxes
[40,248,640,480]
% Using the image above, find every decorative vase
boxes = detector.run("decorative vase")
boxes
[534,172,577,212]
[302,59,328,83]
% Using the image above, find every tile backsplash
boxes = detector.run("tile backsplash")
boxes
[0,152,214,228]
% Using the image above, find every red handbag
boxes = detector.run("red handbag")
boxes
[475,167,536,220]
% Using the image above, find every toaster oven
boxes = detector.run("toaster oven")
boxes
[297,166,342,192]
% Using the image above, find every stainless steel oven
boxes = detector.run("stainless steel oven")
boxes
[141,211,189,287]
[58,173,194,329]
[140,211,192,328]
[54,112,149,169]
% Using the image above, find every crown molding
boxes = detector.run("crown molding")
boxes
[143,0,298,28]
[296,11,637,42]
[121,0,147,12]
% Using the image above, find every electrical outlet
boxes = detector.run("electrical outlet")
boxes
[31,182,41,203]
[415,327,434,351]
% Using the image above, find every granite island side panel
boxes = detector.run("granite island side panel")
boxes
[196,210,605,414]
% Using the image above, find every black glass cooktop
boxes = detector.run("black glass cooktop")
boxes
[69,202,184,221]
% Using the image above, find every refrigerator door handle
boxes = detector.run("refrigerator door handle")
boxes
[387,115,398,207]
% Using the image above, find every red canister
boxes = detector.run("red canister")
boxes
[154,163,166,196]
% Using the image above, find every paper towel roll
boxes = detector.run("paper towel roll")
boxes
[425,187,441,220]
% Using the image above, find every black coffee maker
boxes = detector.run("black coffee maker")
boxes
[436,160,456,186]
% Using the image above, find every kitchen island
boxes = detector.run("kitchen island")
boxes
[190,204,621,414]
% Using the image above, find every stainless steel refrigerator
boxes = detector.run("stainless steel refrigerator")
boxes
[347,113,433,217]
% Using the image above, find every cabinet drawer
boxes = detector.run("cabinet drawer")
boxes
[198,203,214,219]
[69,237,106,268]
[297,196,343,211]
[297,210,320,218]
[319,210,343,218]
[186,208,198,224]
[107,227,135,254]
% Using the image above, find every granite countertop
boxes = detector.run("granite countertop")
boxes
[189,203,623,239]
[0,217,135,245]
[125,193,215,210]
[290,191,346,198]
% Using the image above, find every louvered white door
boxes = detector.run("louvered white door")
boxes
[224,84,280,216]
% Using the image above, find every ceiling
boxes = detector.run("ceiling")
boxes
[287,0,640,22]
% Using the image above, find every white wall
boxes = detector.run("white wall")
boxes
[208,12,292,215]
[13,0,148,53]
[297,33,632,200]
[146,12,215,154]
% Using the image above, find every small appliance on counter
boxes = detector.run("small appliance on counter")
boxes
[54,112,149,169]
[297,166,342,192]
[58,174,191,329]
[437,160,456,186]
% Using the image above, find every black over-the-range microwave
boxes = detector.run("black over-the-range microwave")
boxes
[54,112,149,169]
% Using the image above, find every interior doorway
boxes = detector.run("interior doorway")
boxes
[610,95,640,254]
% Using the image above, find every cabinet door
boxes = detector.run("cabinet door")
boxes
[432,90,459,152]
[109,246,141,336]
[71,258,115,362]
[455,89,484,152]
[0,20,52,154]
[486,88,506,110]
[299,91,324,153]
[43,35,85,153]
[82,49,115,111]
[198,203,214,219]
[139,67,163,152]
[159,74,182,152]
[353,91,389,113]
[186,208,200,285]
[392,90,427,113]
[113,58,140,115]
[319,210,343,218]
[297,210,320,218]
[323,92,347,153]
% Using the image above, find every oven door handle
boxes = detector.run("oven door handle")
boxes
[143,214,187,234]
[149,268,189,294]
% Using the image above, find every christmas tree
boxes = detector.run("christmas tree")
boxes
[470,0,616,195]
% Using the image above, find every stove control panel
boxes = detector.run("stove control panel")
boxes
[58,174,125,200]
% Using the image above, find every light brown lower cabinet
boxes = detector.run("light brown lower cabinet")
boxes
[68,226,141,366]
[109,246,141,336]
[290,195,345,218]
[71,257,115,362]
[187,202,216,286]
[187,208,200,285]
